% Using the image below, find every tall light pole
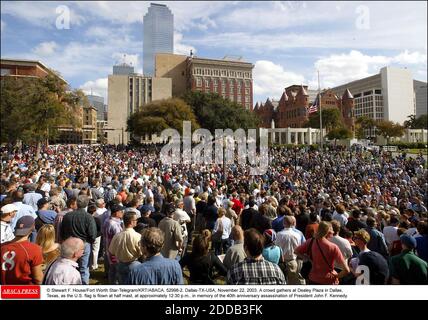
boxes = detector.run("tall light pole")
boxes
[318,70,323,152]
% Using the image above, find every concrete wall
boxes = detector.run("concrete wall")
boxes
[381,67,415,124]
[155,53,187,97]
[152,77,172,101]
[414,80,427,117]
[107,75,129,144]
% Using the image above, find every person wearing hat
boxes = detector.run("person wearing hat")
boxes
[136,205,157,229]
[0,216,44,284]
[1,204,18,244]
[35,197,57,231]
[390,234,428,284]
[158,203,183,259]
[102,203,125,284]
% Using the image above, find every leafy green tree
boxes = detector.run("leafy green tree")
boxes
[1,75,80,150]
[376,120,405,144]
[327,126,352,146]
[404,114,427,129]
[304,108,342,132]
[127,98,199,137]
[355,116,376,139]
[181,91,260,133]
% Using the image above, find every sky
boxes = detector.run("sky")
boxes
[1,1,427,105]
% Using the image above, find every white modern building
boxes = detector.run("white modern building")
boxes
[143,3,174,76]
[107,68,172,145]
[331,67,415,125]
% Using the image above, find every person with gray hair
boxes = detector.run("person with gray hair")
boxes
[60,194,97,285]
[43,237,85,285]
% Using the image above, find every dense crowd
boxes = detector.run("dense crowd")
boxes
[1,144,427,285]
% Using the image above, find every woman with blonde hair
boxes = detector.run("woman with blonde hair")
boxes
[295,221,349,285]
[36,224,60,271]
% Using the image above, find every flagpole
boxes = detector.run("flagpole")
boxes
[318,70,323,151]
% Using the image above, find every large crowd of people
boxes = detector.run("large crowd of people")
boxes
[1,144,427,285]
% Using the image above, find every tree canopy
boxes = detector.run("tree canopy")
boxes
[404,114,427,129]
[376,120,405,139]
[181,91,260,133]
[127,98,199,137]
[304,108,342,132]
[326,126,353,141]
[0,75,81,145]
[355,116,376,139]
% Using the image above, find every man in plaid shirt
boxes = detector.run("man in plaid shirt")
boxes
[227,228,286,285]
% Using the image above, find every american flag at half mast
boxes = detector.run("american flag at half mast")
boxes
[308,94,319,114]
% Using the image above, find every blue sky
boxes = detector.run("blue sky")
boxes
[1,1,427,104]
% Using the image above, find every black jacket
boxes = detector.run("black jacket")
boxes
[60,209,97,244]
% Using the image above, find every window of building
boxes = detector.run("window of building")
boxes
[245,80,250,87]
[196,77,202,87]
[213,78,218,85]
[363,90,373,96]
[375,89,382,94]
[214,85,218,93]
[237,95,241,103]
[245,103,250,109]
[221,70,227,77]
[237,71,242,78]
[205,79,210,87]
[1,68,11,76]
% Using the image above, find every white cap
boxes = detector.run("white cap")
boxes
[1,204,19,214]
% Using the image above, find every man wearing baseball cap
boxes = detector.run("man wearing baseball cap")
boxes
[390,234,428,284]
[1,216,44,284]
[1,204,18,244]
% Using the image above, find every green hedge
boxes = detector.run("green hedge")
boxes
[387,142,428,149]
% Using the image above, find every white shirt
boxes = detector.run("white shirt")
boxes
[213,216,232,240]
[173,209,191,237]
[332,212,349,227]
[383,226,399,245]
[44,258,82,285]
[1,221,14,244]
[329,235,353,269]
[276,228,302,261]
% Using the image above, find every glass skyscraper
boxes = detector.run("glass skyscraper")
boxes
[143,3,174,76]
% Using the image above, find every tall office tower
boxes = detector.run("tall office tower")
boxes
[143,3,174,76]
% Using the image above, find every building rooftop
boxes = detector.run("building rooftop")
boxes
[0,57,67,83]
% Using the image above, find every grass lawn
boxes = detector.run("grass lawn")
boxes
[404,148,428,155]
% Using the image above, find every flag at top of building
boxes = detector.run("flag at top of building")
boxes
[308,94,319,114]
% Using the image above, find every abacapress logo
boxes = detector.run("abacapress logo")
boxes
[1,286,40,299]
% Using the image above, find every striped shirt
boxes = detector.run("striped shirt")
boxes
[227,257,286,285]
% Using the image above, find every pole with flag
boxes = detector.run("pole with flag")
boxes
[318,70,323,151]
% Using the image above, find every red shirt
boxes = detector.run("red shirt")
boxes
[231,199,244,214]
[1,241,43,285]
[305,223,319,240]
[296,238,345,285]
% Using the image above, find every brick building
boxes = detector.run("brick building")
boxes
[155,53,254,109]
[254,84,355,132]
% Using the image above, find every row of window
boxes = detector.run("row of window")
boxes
[195,77,251,87]
[193,68,251,79]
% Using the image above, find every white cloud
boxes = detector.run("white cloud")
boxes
[174,32,196,56]
[311,50,427,89]
[392,50,427,65]
[1,20,5,32]
[1,1,85,28]
[253,60,305,99]
[112,52,139,70]
[79,78,108,102]
[32,41,58,56]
